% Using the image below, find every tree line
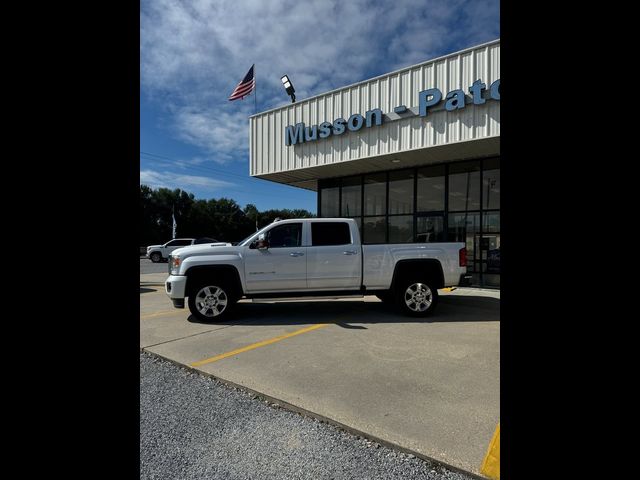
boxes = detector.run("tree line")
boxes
[140,185,316,246]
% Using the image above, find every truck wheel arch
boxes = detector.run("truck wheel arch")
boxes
[390,259,445,293]
[185,265,243,299]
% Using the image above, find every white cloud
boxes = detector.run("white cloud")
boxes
[141,0,499,163]
[140,169,235,191]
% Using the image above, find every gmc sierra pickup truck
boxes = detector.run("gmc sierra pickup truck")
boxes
[164,218,468,321]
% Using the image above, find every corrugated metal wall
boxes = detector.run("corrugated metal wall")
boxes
[250,39,499,178]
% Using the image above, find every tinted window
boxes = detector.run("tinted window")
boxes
[483,158,500,210]
[388,170,414,214]
[311,222,351,246]
[448,161,481,211]
[363,216,386,244]
[388,215,413,243]
[341,176,362,217]
[364,173,386,215]
[417,165,445,212]
[266,223,302,248]
[172,239,193,246]
[320,179,340,217]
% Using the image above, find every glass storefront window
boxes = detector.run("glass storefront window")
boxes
[320,179,340,217]
[448,161,480,211]
[363,216,386,243]
[388,170,414,215]
[388,215,414,243]
[417,165,445,212]
[483,158,500,210]
[318,156,499,286]
[341,176,362,217]
[448,212,480,272]
[416,216,444,243]
[483,212,500,232]
[364,173,386,216]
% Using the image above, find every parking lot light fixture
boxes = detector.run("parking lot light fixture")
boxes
[281,75,296,103]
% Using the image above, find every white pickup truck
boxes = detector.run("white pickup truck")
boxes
[165,218,468,321]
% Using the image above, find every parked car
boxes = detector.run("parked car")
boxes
[164,218,469,321]
[146,238,230,263]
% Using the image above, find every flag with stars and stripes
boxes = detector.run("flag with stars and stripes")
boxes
[228,65,255,101]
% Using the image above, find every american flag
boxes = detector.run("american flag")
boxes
[228,65,255,101]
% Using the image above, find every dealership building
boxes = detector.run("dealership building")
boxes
[249,39,500,287]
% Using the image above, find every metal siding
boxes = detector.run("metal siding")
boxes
[249,40,499,179]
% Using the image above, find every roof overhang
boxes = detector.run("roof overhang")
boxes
[254,136,500,191]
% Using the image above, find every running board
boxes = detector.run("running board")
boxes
[251,294,365,302]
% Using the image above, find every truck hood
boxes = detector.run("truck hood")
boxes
[172,243,236,257]
[147,244,162,250]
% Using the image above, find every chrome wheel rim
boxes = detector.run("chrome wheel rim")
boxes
[194,285,228,317]
[404,283,432,312]
[151,253,160,262]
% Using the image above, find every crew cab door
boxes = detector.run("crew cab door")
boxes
[306,221,361,290]
[244,222,307,292]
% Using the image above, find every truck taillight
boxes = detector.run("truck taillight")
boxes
[459,247,467,267]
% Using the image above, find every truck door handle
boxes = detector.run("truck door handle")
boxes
[343,250,358,255]
[290,252,305,257]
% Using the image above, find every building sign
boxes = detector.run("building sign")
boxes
[284,78,500,146]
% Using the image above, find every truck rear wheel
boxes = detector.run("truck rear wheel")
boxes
[188,281,235,322]
[396,279,438,317]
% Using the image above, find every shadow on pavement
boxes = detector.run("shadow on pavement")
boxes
[140,287,157,294]
[186,295,499,327]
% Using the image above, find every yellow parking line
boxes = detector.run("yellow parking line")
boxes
[140,310,177,319]
[190,323,330,367]
[480,423,500,479]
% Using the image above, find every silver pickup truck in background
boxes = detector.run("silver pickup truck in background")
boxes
[165,218,468,321]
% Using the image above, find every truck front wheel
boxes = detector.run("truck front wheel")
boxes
[188,281,235,322]
[396,279,438,317]
[150,252,162,263]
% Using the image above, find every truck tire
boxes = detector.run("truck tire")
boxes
[150,252,162,263]
[188,280,236,322]
[395,278,438,317]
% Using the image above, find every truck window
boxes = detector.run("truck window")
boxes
[311,222,352,246]
[170,239,192,246]
[266,223,302,248]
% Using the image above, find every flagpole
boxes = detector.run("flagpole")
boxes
[254,64,257,114]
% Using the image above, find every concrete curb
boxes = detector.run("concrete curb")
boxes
[141,348,488,480]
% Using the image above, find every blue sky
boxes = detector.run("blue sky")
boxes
[140,0,499,213]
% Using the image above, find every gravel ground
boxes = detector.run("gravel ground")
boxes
[140,352,477,480]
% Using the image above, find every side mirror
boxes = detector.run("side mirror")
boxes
[257,239,270,251]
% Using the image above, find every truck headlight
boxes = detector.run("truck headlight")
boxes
[169,255,181,275]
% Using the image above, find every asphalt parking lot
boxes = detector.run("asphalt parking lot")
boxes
[140,261,500,477]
